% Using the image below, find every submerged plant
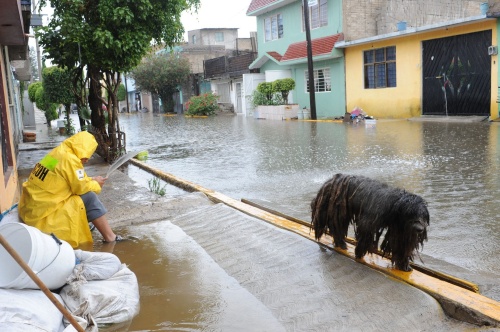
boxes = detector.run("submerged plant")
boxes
[148,177,167,196]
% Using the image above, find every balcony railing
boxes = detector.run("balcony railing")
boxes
[203,52,257,79]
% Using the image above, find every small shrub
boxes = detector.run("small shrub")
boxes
[256,82,274,102]
[272,78,295,104]
[148,177,167,196]
[185,92,219,116]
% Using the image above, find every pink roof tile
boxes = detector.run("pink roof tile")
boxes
[281,34,344,61]
[267,51,283,61]
[247,0,280,14]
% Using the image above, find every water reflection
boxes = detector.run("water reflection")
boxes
[97,221,284,331]
[119,113,499,291]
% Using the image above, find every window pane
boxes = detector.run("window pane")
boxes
[364,51,374,64]
[320,0,328,27]
[265,18,271,41]
[386,46,396,61]
[365,65,375,89]
[364,47,396,89]
[387,62,396,87]
[375,64,386,88]
[272,16,278,40]
[375,49,385,62]
[277,14,283,38]
[310,6,319,29]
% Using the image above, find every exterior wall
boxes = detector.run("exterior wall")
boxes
[343,0,488,41]
[188,29,239,50]
[292,58,346,118]
[254,0,345,118]
[256,0,342,57]
[345,20,497,118]
[0,46,21,214]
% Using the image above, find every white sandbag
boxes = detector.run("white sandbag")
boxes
[71,250,122,282]
[61,265,140,326]
[0,288,65,332]
[0,206,21,224]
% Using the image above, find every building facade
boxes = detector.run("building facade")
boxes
[1,0,31,214]
[247,0,346,119]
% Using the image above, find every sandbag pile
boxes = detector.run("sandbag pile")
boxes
[0,235,140,332]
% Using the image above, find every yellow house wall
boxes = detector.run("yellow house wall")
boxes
[345,20,497,119]
[0,49,21,214]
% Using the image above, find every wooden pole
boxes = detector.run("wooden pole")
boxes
[0,234,85,332]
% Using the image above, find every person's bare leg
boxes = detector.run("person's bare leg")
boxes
[91,214,117,242]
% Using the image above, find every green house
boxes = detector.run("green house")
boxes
[246,0,346,119]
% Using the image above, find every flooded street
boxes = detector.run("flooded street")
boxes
[118,113,500,302]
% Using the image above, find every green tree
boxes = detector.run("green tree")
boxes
[131,53,191,113]
[28,82,42,103]
[257,82,274,103]
[42,66,76,135]
[272,78,295,105]
[117,84,126,103]
[34,86,58,125]
[37,0,200,161]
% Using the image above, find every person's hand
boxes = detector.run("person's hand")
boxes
[93,176,108,188]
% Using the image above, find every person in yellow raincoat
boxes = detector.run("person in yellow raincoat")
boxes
[19,131,120,248]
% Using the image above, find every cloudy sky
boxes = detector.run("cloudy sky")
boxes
[181,0,257,39]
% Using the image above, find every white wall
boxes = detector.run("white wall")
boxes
[243,73,265,117]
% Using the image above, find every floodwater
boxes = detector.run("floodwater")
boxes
[117,112,500,302]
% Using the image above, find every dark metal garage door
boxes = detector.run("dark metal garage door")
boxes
[422,30,491,116]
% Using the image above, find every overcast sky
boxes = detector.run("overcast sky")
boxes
[181,0,257,39]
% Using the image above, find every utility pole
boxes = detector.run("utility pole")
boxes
[31,0,43,82]
[303,0,317,120]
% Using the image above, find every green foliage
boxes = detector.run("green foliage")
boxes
[272,78,295,104]
[35,86,58,124]
[131,53,191,113]
[28,82,42,102]
[36,0,200,157]
[257,82,274,102]
[42,67,74,105]
[252,78,296,106]
[185,92,219,116]
[148,177,167,196]
[250,90,276,107]
[117,84,126,101]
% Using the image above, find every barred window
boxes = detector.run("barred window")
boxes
[264,14,283,41]
[303,0,328,30]
[364,46,396,89]
[305,68,331,93]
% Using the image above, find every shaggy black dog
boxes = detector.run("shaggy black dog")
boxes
[311,174,429,271]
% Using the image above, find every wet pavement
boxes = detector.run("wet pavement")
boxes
[15,110,500,331]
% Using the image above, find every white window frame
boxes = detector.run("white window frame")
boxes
[302,0,328,30]
[264,13,283,41]
[305,67,331,93]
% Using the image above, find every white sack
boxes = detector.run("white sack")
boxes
[61,265,140,326]
[70,250,122,282]
[0,288,65,332]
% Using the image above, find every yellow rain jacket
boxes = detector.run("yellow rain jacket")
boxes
[19,132,102,248]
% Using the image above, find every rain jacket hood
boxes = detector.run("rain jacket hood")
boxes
[64,131,98,160]
[19,132,102,248]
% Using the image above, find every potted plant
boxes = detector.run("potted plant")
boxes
[251,78,298,120]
